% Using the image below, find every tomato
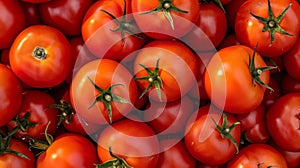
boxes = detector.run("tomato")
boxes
[131,0,200,39]
[39,0,93,36]
[6,90,59,140]
[71,59,138,124]
[217,33,241,50]
[197,163,226,168]
[82,0,145,61]
[283,37,300,80]
[224,0,247,31]
[204,45,271,114]
[0,138,36,168]
[134,40,199,102]
[96,118,159,168]
[21,0,52,3]
[266,93,300,151]
[262,76,281,108]
[235,0,300,57]
[157,138,196,168]
[9,25,72,88]
[227,144,288,168]
[0,64,23,126]
[275,146,300,168]
[21,1,41,26]
[0,0,26,49]
[37,133,99,168]
[184,105,241,166]
[182,2,227,51]
[144,95,195,135]
[280,72,300,94]
[236,105,270,144]
[0,48,10,65]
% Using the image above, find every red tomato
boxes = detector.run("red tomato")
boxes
[97,118,160,168]
[224,0,248,31]
[0,138,36,168]
[236,105,270,144]
[217,33,241,50]
[71,59,138,124]
[39,0,93,36]
[262,76,281,108]
[283,37,300,80]
[7,90,59,140]
[134,40,199,102]
[21,1,41,26]
[184,105,241,166]
[227,144,288,168]
[275,146,300,168]
[0,0,26,49]
[204,45,271,114]
[182,2,227,51]
[157,138,196,168]
[131,0,200,39]
[266,93,300,151]
[9,25,72,88]
[21,0,52,3]
[37,133,99,168]
[82,0,144,61]
[0,64,23,126]
[235,0,300,57]
[280,72,300,94]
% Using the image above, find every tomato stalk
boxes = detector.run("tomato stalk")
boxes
[135,59,163,101]
[88,77,131,124]
[100,0,143,44]
[140,0,188,30]
[32,46,47,60]
[48,100,75,127]
[95,146,132,168]
[257,162,273,168]
[12,112,41,133]
[212,113,240,154]
[249,44,277,92]
[250,0,293,46]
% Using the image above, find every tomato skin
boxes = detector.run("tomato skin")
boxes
[266,93,300,152]
[183,3,227,51]
[131,0,200,39]
[9,25,72,88]
[224,0,247,31]
[217,33,240,50]
[280,73,300,94]
[71,59,138,124]
[37,133,99,168]
[39,0,93,36]
[134,40,199,102]
[235,0,300,57]
[283,37,300,80]
[236,105,270,143]
[21,1,41,26]
[0,139,36,168]
[184,105,241,166]
[21,0,52,3]
[0,64,23,126]
[97,118,160,168]
[0,0,26,49]
[227,144,288,168]
[6,90,59,140]
[157,139,196,168]
[204,45,270,114]
[262,77,281,108]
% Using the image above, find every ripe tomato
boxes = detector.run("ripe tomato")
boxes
[9,25,72,88]
[0,138,36,168]
[184,105,241,166]
[131,0,200,39]
[283,37,300,80]
[21,0,52,3]
[134,40,199,102]
[262,76,281,108]
[21,1,41,26]
[0,0,26,49]
[71,59,138,124]
[235,0,300,57]
[224,0,247,31]
[0,64,23,126]
[266,93,300,151]
[39,0,93,36]
[227,144,288,168]
[96,118,160,168]
[37,133,99,168]
[6,90,59,140]
[204,45,271,114]
[280,72,300,94]
[82,0,144,61]
[182,2,227,51]
[157,138,196,168]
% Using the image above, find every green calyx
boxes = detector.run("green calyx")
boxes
[100,0,143,43]
[48,100,75,127]
[135,59,163,101]
[95,146,132,168]
[250,0,293,46]
[258,162,273,168]
[249,44,277,92]
[140,0,188,30]
[12,112,41,133]
[212,113,240,154]
[88,77,131,124]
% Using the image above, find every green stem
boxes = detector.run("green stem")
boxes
[95,147,132,168]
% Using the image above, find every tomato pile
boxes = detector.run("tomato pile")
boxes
[1,0,300,167]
